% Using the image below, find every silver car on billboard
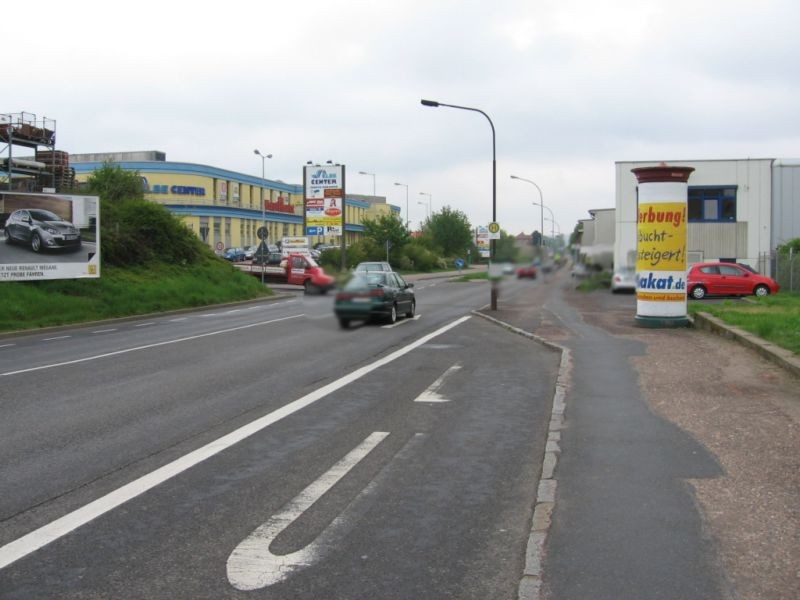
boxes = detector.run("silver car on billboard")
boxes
[5,208,82,252]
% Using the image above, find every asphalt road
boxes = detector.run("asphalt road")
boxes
[0,275,561,598]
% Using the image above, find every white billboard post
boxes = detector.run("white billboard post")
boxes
[303,165,346,269]
[0,192,100,282]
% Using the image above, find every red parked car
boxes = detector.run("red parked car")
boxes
[516,264,538,279]
[687,262,780,299]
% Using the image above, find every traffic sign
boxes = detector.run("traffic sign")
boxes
[257,226,269,240]
[488,222,501,239]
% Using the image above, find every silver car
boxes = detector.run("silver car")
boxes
[611,266,637,293]
[5,208,82,252]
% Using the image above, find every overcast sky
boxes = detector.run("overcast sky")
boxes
[7,0,799,234]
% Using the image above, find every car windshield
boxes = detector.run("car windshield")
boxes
[344,273,388,291]
[355,263,388,272]
[29,210,61,221]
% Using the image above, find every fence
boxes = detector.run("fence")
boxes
[761,249,799,293]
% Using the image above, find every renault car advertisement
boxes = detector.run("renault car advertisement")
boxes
[0,192,100,281]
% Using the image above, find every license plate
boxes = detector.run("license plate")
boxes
[64,234,77,240]
[352,297,370,303]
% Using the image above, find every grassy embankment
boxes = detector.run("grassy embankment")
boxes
[688,294,800,355]
[576,272,799,355]
[0,260,271,333]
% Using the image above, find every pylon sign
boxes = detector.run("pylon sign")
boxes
[304,165,345,237]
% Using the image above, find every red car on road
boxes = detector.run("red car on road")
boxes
[687,262,780,299]
[516,264,538,279]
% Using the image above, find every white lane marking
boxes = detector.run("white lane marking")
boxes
[227,432,389,590]
[42,336,71,341]
[0,343,16,349]
[0,316,471,570]
[414,363,462,403]
[381,314,421,329]
[91,329,117,334]
[224,309,242,314]
[0,315,303,378]
[198,314,219,318]
[134,322,156,328]
[169,317,188,322]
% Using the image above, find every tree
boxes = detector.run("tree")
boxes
[422,206,473,257]
[85,161,145,201]
[493,230,519,262]
[362,213,411,263]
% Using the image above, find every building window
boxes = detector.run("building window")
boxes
[688,187,737,222]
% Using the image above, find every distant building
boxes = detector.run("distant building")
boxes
[72,152,400,251]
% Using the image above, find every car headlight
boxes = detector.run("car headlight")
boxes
[44,227,59,235]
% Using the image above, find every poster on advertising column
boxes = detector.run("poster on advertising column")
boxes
[303,165,345,237]
[632,165,694,326]
[0,192,100,282]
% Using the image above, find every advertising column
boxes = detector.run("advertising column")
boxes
[632,165,694,327]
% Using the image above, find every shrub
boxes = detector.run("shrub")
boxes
[101,199,211,267]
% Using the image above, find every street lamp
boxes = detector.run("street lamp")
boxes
[254,149,272,286]
[421,98,497,310]
[394,182,409,229]
[417,199,430,219]
[358,171,376,198]
[510,175,545,247]
[419,191,432,215]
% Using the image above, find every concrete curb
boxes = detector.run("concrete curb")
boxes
[692,312,800,378]
[472,310,571,600]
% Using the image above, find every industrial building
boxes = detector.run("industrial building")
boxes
[613,158,800,277]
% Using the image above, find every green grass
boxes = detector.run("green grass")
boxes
[452,271,489,282]
[0,259,272,333]
[689,293,800,354]
[575,271,611,292]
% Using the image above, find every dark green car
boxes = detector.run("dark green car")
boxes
[334,272,416,328]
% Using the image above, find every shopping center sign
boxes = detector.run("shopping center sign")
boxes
[303,165,345,237]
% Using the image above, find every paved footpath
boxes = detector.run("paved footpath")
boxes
[479,269,799,600]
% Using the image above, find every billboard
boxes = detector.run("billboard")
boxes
[0,192,100,281]
[304,165,345,237]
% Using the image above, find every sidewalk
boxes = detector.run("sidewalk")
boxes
[478,270,799,600]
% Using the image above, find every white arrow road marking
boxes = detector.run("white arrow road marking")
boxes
[414,363,462,403]
[227,432,389,590]
[0,317,469,571]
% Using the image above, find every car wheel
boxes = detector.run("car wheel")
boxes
[5,232,12,245]
[387,304,397,324]
[754,284,770,297]
[304,280,312,294]
[690,285,707,300]
[405,300,415,318]
[31,232,42,252]
[339,318,350,329]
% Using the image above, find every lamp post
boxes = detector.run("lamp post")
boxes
[419,191,432,215]
[421,98,497,310]
[510,175,545,247]
[254,149,272,286]
[417,199,430,220]
[394,182,409,229]
[358,171,376,198]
